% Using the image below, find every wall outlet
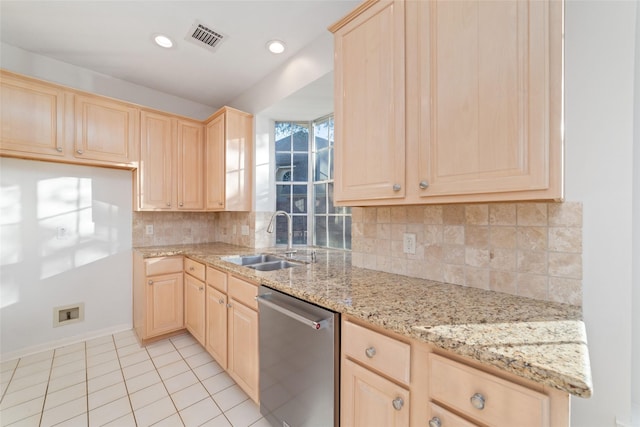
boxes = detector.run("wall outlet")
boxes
[53,303,84,327]
[241,225,249,236]
[403,233,416,254]
[145,225,154,235]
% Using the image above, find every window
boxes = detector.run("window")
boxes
[274,117,351,250]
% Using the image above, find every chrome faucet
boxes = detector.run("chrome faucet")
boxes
[267,211,296,257]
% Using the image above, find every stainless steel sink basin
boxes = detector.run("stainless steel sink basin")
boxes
[221,254,302,271]
[222,254,283,266]
[247,260,298,271]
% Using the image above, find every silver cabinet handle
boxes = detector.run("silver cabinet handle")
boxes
[179,202,183,207]
[365,347,376,358]
[189,267,195,271]
[76,149,83,154]
[218,299,224,305]
[419,180,429,189]
[428,417,442,427]
[218,202,223,206]
[392,397,404,411]
[392,184,401,192]
[227,303,232,308]
[199,287,204,291]
[166,202,171,207]
[470,393,486,410]
[56,147,63,152]
[147,280,153,285]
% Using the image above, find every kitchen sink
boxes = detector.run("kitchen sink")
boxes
[247,260,298,271]
[221,254,302,271]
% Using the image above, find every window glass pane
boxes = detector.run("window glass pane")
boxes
[292,153,308,181]
[292,216,307,245]
[275,215,288,245]
[315,215,327,246]
[328,216,344,249]
[328,118,334,147]
[292,185,307,213]
[329,147,334,180]
[315,149,329,181]
[275,135,291,152]
[275,152,291,180]
[327,182,335,214]
[292,126,309,151]
[315,121,329,150]
[345,216,352,250]
[276,185,290,212]
[314,183,326,214]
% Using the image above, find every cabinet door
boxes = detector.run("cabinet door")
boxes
[184,274,206,346]
[0,72,67,158]
[146,272,184,338]
[228,299,259,402]
[139,111,174,210]
[206,285,228,369]
[342,358,410,427]
[416,0,562,199]
[74,94,138,164]
[224,109,252,212]
[205,114,225,210]
[332,0,406,202]
[177,120,204,210]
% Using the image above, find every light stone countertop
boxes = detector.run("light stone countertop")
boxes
[134,242,593,398]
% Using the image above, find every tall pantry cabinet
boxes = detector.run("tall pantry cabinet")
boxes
[330,0,563,205]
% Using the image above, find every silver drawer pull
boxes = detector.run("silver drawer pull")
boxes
[365,347,376,358]
[392,184,401,192]
[428,417,441,427]
[392,397,404,411]
[419,180,429,189]
[147,280,153,285]
[56,147,63,152]
[218,299,224,305]
[470,392,486,410]
[76,149,83,154]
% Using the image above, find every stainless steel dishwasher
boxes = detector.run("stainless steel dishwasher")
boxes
[257,285,340,427]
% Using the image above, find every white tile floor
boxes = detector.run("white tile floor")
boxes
[0,330,271,427]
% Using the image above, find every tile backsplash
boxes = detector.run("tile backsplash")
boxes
[351,202,582,306]
[133,211,276,249]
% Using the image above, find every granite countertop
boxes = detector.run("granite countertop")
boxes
[134,242,593,398]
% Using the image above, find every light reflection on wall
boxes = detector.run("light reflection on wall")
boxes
[0,184,21,308]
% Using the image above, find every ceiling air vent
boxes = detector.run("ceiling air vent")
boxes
[185,20,226,52]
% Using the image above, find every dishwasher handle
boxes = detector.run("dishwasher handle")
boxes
[257,294,331,330]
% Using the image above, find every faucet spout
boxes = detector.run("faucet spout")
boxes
[267,210,295,255]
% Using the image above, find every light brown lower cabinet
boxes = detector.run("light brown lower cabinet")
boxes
[342,316,570,427]
[184,259,206,346]
[133,254,184,343]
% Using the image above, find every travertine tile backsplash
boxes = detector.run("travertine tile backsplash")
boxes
[351,202,583,306]
[133,211,276,249]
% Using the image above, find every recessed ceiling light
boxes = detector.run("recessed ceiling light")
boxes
[266,40,286,54]
[154,34,174,49]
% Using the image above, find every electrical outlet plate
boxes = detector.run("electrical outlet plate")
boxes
[403,233,416,254]
[145,225,154,235]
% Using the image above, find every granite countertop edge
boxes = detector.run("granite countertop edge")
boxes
[133,243,593,399]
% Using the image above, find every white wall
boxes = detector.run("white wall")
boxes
[0,158,133,360]
[564,1,638,426]
[0,43,216,120]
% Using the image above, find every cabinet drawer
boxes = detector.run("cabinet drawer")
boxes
[228,275,257,310]
[429,354,550,427]
[145,256,183,276]
[206,266,227,293]
[184,258,205,281]
[342,320,410,385]
[429,402,478,427]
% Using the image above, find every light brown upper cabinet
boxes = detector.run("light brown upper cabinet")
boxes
[0,71,68,159]
[74,94,138,165]
[205,107,253,211]
[0,70,138,169]
[330,0,563,206]
[137,110,204,211]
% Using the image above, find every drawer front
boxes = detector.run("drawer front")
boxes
[429,403,478,427]
[145,256,183,276]
[429,354,550,427]
[228,275,257,310]
[343,320,410,384]
[184,258,205,281]
[206,266,227,293]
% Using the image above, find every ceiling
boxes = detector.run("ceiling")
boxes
[0,1,358,113]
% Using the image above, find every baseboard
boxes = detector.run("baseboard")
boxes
[0,323,132,362]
